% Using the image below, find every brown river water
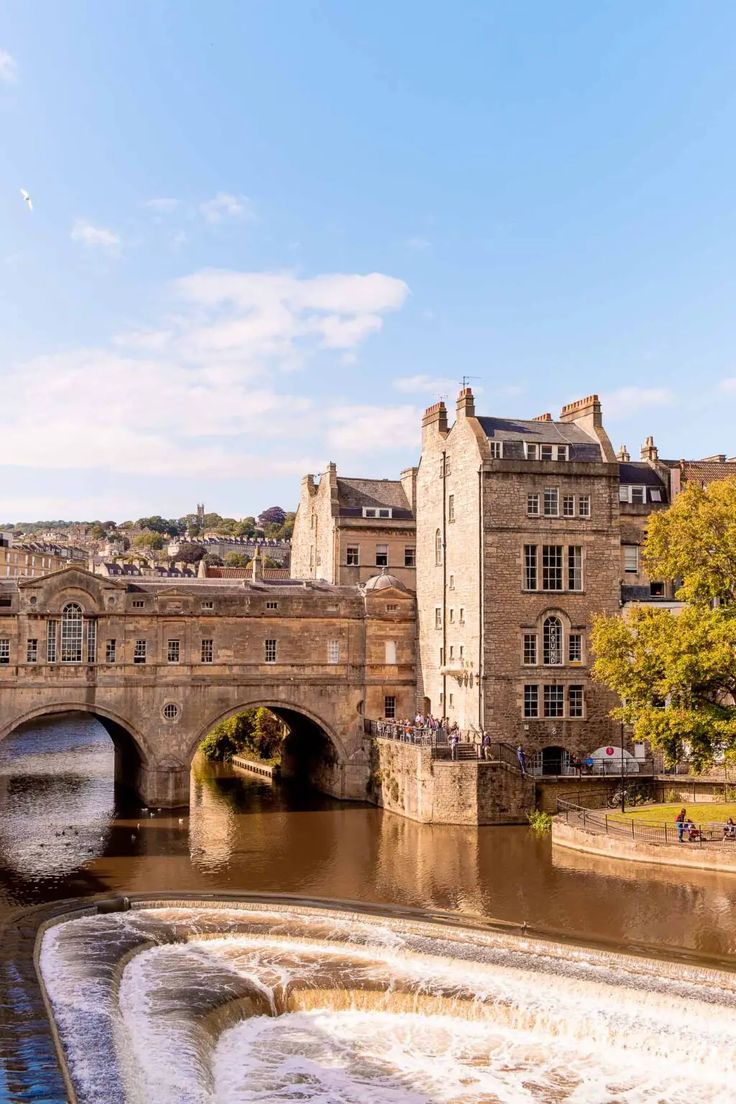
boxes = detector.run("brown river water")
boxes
[3,713,736,1103]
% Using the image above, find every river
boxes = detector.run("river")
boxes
[2,714,736,1102]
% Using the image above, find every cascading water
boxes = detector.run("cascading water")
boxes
[39,901,736,1104]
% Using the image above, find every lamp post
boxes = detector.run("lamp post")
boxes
[620,721,626,814]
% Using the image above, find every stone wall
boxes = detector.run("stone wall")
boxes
[369,738,534,825]
[553,817,736,874]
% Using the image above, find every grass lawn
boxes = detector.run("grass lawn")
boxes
[608,802,736,826]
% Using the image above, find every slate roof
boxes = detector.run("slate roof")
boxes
[477,416,602,461]
[618,462,667,488]
[335,478,413,519]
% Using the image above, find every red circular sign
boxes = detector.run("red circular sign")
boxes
[605,746,615,756]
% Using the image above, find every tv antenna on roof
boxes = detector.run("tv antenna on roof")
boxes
[460,374,481,387]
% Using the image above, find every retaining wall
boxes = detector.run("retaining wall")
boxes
[552,817,736,874]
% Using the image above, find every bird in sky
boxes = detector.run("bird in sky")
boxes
[20,188,33,211]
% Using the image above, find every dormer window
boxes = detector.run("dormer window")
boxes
[489,441,503,459]
[362,507,392,519]
[526,443,568,461]
[619,485,648,504]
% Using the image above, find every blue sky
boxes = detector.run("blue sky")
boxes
[2,1,736,522]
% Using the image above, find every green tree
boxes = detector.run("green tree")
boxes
[592,606,736,770]
[645,478,736,606]
[223,551,249,567]
[133,530,164,551]
[199,708,284,762]
[175,543,206,564]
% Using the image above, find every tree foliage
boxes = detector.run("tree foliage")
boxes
[133,530,165,550]
[200,708,284,762]
[174,543,206,564]
[258,505,286,528]
[223,551,249,567]
[645,478,736,606]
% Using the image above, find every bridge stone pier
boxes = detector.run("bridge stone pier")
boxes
[0,567,416,808]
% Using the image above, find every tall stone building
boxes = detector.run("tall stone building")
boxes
[291,462,417,588]
[416,389,624,773]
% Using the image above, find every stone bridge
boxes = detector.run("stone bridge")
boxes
[0,567,415,807]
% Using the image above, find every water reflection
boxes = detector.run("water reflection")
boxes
[1,716,736,961]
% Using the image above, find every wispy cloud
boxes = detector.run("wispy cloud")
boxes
[1,268,410,481]
[143,197,180,214]
[199,192,255,224]
[600,386,674,420]
[393,373,456,396]
[70,219,121,254]
[0,49,17,84]
[404,236,431,251]
[326,404,420,453]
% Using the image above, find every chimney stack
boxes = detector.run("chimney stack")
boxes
[640,436,659,462]
[559,394,602,427]
[456,386,475,419]
[617,444,630,462]
[421,399,448,442]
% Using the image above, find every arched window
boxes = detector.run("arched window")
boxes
[60,603,83,663]
[435,529,442,566]
[543,615,563,665]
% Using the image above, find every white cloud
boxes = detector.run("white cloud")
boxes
[600,386,674,420]
[719,378,736,394]
[0,49,17,84]
[70,219,121,254]
[199,192,255,224]
[144,197,179,214]
[0,268,410,482]
[405,236,431,251]
[393,373,456,395]
[326,404,420,453]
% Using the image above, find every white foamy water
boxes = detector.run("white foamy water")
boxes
[39,902,736,1104]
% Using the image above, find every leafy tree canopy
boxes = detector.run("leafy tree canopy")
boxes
[133,530,165,550]
[175,543,206,564]
[645,478,736,606]
[258,505,286,528]
[223,551,249,567]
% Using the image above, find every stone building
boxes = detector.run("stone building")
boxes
[0,534,86,579]
[416,389,624,774]
[291,462,417,589]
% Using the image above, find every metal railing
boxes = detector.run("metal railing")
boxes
[365,720,524,770]
[557,797,736,848]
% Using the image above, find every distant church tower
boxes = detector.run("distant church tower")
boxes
[196,503,205,528]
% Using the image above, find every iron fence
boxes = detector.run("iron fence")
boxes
[557,797,736,848]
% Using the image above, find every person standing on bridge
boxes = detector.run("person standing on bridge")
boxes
[450,730,460,761]
[516,744,527,774]
[481,732,492,761]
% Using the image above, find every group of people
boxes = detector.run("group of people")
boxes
[377,715,498,761]
[675,808,736,842]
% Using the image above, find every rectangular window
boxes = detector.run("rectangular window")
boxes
[526,443,538,460]
[650,581,665,597]
[439,647,444,665]
[47,620,57,663]
[264,639,277,664]
[167,639,180,664]
[650,489,662,502]
[133,640,147,664]
[26,639,38,663]
[87,620,97,664]
[0,639,8,664]
[569,685,584,718]
[449,574,455,590]
[346,546,360,566]
[448,494,455,523]
[524,544,538,590]
[375,544,388,567]
[363,507,392,518]
[132,600,144,609]
[568,633,582,663]
[435,607,442,629]
[623,545,639,573]
[489,440,503,459]
[631,486,645,505]
[568,546,583,591]
[266,601,278,610]
[542,545,563,590]
[562,494,575,517]
[449,608,455,623]
[541,445,553,461]
[544,685,564,718]
[440,455,451,477]
[201,600,214,610]
[527,493,540,516]
[106,639,116,664]
[404,546,415,567]
[449,645,454,659]
[578,495,590,518]
[619,486,629,502]
[556,445,568,461]
[543,488,559,516]
[459,607,465,624]
[201,639,214,664]
[328,640,340,664]
[523,633,537,665]
[384,695,396,719]
[386,603,399,612]
[385,640,397,664]
[523,684,538,718]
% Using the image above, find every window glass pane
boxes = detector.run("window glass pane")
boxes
[623,546,639,572]
[543,617,563,664]
[524,545,537,590]
[60,603,83,663]
[264,639,277,663]
[544,685,564,717]
[404,547,415,567]
[568,633,582,662]
[201,639,214,663]
[569,685,584,717]
[346,546,360,566]
[526,444,537,459]
[578,495,590,517]
[47,620,57,663]
[26,639,38,663]
[523,633,537,665]
[86,620,97,664]
[523,685,538,717]
[167,639,180,663]
[133,639,147,664]
[556,446,568,461]
[448,495,455,522]
[527,493,540,515]
[384,695,396,719]
[541,445,553,460]
[0,639,9,664]
[106,639,116,663]
[328,640,340,664]
[435,529,442,566]
[543,488,558,516]
[568,546,583,590]
[375,545,388,567]
[631,486,645,504]
[542,545,562,590]
[562,494,575,517]
[619,486,630,502]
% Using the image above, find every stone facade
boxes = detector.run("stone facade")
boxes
[370,738,535,824]
[0,566,415,807]
[291,462,417,589]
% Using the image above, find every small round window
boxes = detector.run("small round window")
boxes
[29,596,37,606]
[162,703,180,721]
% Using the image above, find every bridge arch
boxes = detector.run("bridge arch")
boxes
[0,702,150,803]
[192,698,351,797]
